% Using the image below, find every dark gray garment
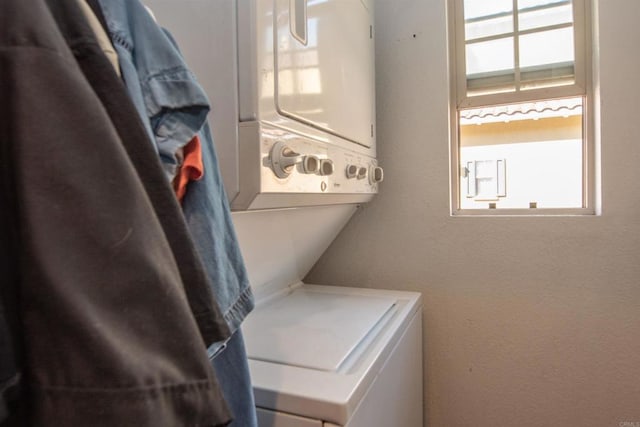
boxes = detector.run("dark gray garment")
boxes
[0,156,20,425]
[0,305,19,425]
[46,0,230,348]
[0,0,231,425]
[0,77,22,426]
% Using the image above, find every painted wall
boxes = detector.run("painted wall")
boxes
[306,1,640,426]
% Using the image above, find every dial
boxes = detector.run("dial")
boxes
[346,164,358,179]
[319,159,334,176]
[369,166,384,183]
[357,166,367,180]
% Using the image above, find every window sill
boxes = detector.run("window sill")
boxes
[451,207,597,217]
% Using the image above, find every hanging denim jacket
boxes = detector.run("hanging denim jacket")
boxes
[96,0,209,181]
[184,122,255,352]
[96,0,254,344]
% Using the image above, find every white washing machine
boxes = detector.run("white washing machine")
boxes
[233,207,423,427]
[244,284,422,427]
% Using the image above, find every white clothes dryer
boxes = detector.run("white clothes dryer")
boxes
[144,0,381,211]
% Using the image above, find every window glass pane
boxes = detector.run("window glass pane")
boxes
[466,37,515,95]
[477,177,497,198]
[459,98,584,210]
[519,4,573,31]
[466,37,514,76]
[464,0,512,20]
[465,14,513,40]
[518,0,570,10]
[519,27,574,69]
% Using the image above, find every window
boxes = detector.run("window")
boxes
[449,0,593,213]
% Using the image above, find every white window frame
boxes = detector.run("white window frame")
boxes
[448,0,595,216]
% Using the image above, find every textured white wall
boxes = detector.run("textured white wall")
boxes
[306,1,640,426]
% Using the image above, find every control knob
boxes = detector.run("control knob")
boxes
[319,159,334,176]
[369,166,384,184]
[346,164,358,179]
[269,141,321,178]
[357,166,367,180]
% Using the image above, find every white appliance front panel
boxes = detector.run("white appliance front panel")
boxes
[339,311,423,427]
[256,408,322,427]
[231,204,357,294]
[274,0,375,148]
[242,0,377,160]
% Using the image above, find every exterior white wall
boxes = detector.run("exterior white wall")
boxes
[306,1,640,426]
[460,140,583,209]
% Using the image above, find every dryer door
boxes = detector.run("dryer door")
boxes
[274,0,375,148]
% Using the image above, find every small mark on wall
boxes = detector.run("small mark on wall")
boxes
[393,32,422,43]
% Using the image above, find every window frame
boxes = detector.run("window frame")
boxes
[448,0,595,216]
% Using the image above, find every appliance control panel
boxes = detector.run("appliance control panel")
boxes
[234,121,381,209]
[261,131,382,195]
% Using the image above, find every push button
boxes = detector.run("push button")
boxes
[357,166,367,180]
[370,166,384,183]
[319,159,334,176]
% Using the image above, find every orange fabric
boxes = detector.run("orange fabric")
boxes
[174,135,204,201]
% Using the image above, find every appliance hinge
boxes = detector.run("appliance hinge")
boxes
[370,25,373,39]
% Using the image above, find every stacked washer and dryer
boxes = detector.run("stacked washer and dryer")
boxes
[145,1,423,426]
